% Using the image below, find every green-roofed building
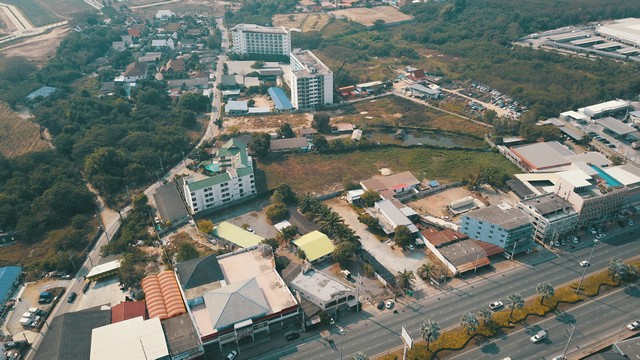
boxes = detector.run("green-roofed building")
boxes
[212,222,264,249]
[184,138,256,214]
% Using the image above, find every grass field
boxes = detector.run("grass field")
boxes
[333,96,489,136]
[256,147,518,193]
[0,104,50,158]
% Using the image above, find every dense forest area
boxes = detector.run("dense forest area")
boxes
[0,15,207,272]
[224,0,299,26]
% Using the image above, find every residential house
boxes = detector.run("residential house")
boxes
[225,100,248,115]
[212,222,264,249]
[155,10,175,20]
[121,62,148,82]
[299,128,318,139]
[151,39,175,50]
[269,137,310,152]
[290,267,357,319]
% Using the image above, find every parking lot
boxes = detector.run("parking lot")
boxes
[3,278,68,336]
[76,276,126,312]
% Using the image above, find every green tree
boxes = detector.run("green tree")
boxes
[262,237,279,251]
[507,293,524,319]
[250,132,271,157]
[417,263,436,280]
[311,113,331,133]
[318,211,344,237]
[361,262,375,278]
[132,193,148,209]
[298,193,321,215]
[266,202,289,223]
[312,134,329,152]
[419,319,440,351]
[536,282,554,305]
[396,269,416,290]
[393,225,414,247]
[272,183,297,204]
[361,190,380,207]
[358,213,379,229]
[608,257,628,283]
[333,241,357,263]
[460,312,478,334]
[117,250,147,289]
[196,219,215,234]
[176,242,199,262]
[277,123,295,139]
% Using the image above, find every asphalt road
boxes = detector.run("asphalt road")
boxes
[256,227,640,360]
[459,285,640,360]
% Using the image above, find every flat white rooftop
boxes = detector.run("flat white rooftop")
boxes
[91,317,168,360]
[597,18,640,47]
[578,100,630,118]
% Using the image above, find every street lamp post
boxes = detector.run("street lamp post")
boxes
[576,239,599,293]
[473,253,480,276]
[562,323,576,357]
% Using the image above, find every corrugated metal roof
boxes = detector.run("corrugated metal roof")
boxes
[213,222,264,248]
[293,231,335,262]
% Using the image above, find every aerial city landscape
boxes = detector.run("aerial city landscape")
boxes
[0,0,639,359]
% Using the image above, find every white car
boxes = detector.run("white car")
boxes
[489,301,504,310]
[627,321,640,330]
[226,350,238,360]
[530,330,547,343]
[407,244,415,251]
[628,219,634,226]
[579,260,589,267]
[554,241,560,247]
[552,356,567,360]
[386,300,395,309]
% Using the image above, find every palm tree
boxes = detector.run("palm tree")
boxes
[319,212,345,235]
[536,282,554,305]
[507,293,524,319]
[351,353,369,360]
[417,263,436,280]
[460,312,479,334]
[298,193,319,215]
[477,308,492,326]
[396,269,416,291]
[420,319,440,351]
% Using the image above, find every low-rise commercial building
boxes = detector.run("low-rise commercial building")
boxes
[292,231,335,263]
[290,267,357,317]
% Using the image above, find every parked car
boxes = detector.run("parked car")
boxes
[627,321,640,330]
[407,244,415,251]
[588,227,597,235]
[530,330,547,343]
[67,292,77,303]
[552,356,567,360]
[489,301,504,310]
[596,233,606,239]
[385,300,395,309]
[580,260,589,267]
[286,332,300,341]
[554,241,560,247]
[226,350,238,360]
[628,219,634,226]
[377,301,385,310]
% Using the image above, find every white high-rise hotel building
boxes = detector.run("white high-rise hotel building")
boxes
[289,49,333,110]
[231,24,291,56]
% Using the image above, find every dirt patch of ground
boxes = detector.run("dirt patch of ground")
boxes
[273,13,332,31]
[223,113,312,133]
[0,26,70,64]
[131,0,225,17]
[0,9,17,34]
[330,6,413,27]
[0,104,51,157]
[407,187,472,217]
[252,94,272,108]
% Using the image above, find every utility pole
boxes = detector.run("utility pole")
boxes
[562,323,576,357]
[576,239,599,293]
[511,239,518,260]
[473,253,480,276]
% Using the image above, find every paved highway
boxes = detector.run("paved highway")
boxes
[458,285,640,360]
[257,228,639,360]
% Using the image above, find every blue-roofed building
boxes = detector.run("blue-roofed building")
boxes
[0,266,21,309]
[268,87,293,111]
[26,86,57,100]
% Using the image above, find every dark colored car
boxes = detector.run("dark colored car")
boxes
[377,301,385,310]
[286,332,300,341]
[67,292,77,303]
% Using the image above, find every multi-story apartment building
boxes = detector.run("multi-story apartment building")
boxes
[231,24,291,56]
[516,193,579,244]
[183,139,256,214]
[460,203,534,256]
[289,50,333,110]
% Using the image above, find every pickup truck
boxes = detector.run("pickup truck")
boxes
[530,330,547,343]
